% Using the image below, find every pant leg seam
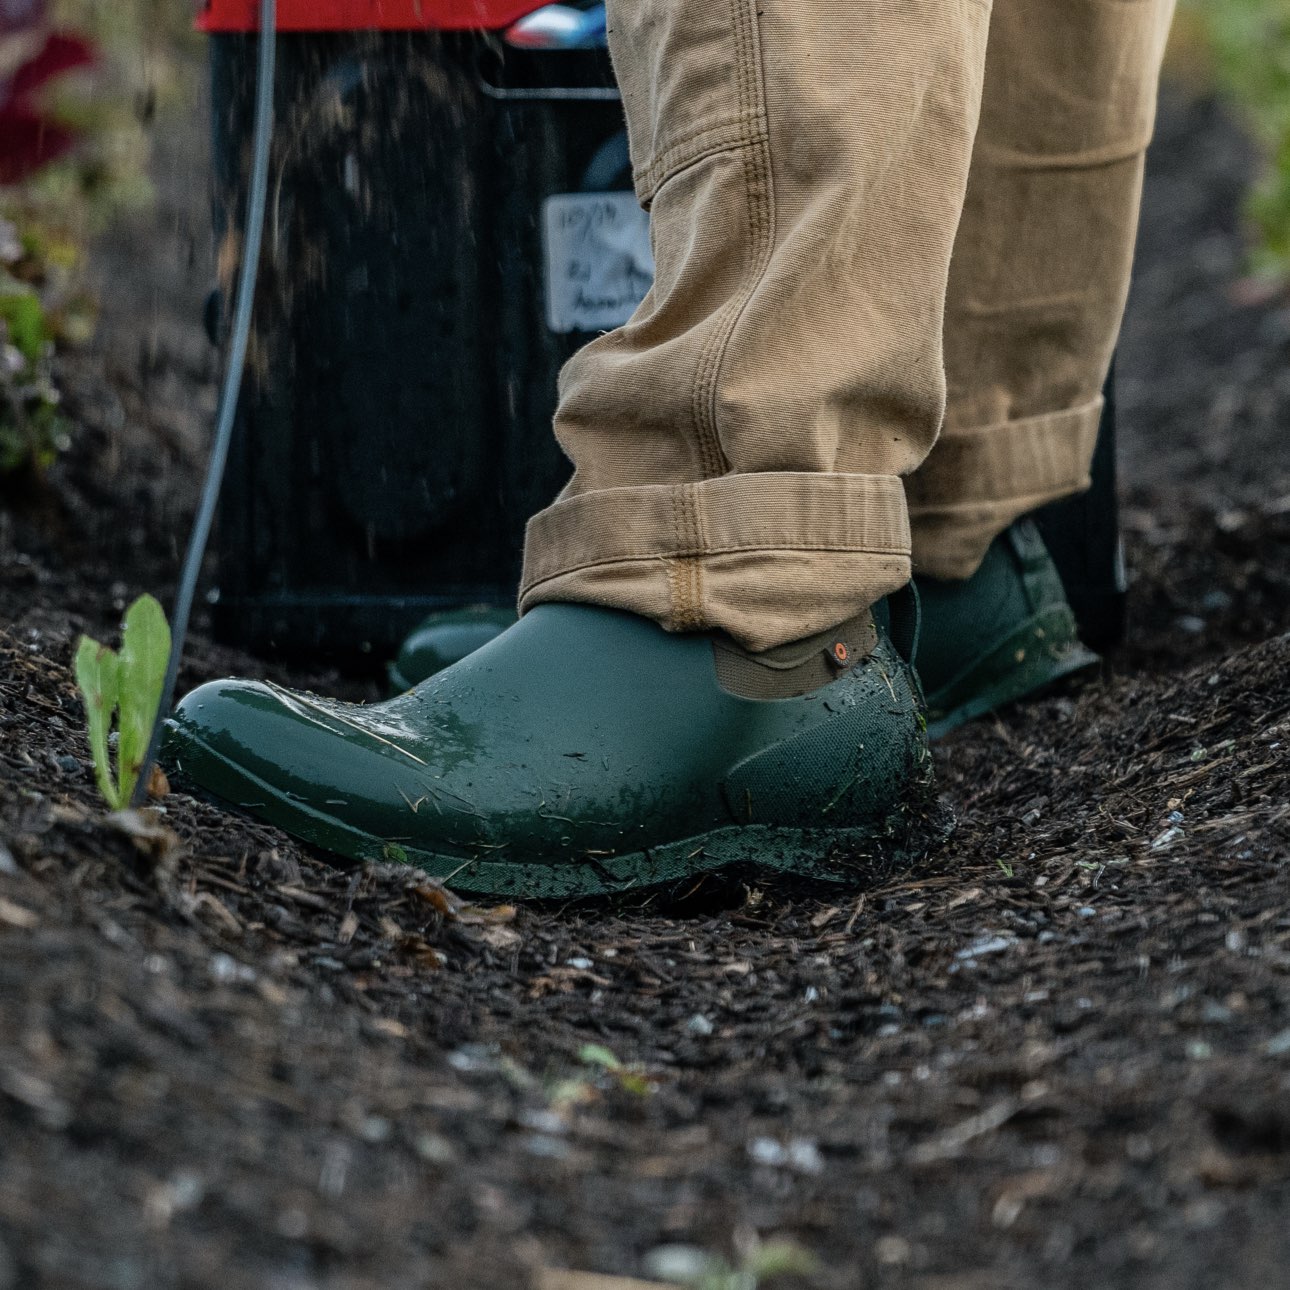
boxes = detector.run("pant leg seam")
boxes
[526,542,912,585]
[686,0,747,480]
[522,545,912,606]
[682,483,705,630]
[689,0,775,484]
[664,554,685,630]
[971,133,1155,173]
[635,115,768,205]
[907,483,1091,517]
[909,395,1103,506]
[667,486,688,629]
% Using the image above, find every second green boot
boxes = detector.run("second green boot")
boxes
[163,605,940,900]
[388,605,516,693]
[894,520,1100,738]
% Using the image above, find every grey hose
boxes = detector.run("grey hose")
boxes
[133,0,277,806]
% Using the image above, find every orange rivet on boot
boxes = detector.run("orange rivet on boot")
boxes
[832,641,849,665]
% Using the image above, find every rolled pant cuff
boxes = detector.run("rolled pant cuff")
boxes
[907,395,1104,579]
[520,471,911,653]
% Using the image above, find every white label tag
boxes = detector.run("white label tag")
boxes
[542,192,654,334]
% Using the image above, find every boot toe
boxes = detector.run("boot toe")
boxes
[164,678,332,811]
[162,679,437,849]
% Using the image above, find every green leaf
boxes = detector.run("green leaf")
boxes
[0,427,25,473]
[577,1043,622,1072]
[75,634,122,810]
[616,1070,654,1097]
[115,594,171,806]
[0,288,49,363]
[743,1239,819,1280]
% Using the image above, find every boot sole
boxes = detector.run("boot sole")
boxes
[924,604,1100,739]
[174,732,950,900]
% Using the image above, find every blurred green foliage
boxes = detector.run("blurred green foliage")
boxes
[1,1,200,476]
[0,223,74,476]
[1175,0,1290,280]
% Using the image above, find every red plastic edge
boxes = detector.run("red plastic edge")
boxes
[197,0,545,32]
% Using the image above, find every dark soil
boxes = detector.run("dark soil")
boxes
[2,87,1290,1290]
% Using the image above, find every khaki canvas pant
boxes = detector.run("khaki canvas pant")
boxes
[519,0,1176,652]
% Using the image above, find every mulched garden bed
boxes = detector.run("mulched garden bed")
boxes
[1,87,1288,1289]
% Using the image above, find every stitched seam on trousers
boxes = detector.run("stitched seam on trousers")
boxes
[671,488,698,630]
[647,111,763,168]
[946,289,1104,319]
[667,487,687,629]
[636,114,767,205]
[676,484,704,630]
[640,129,770,209]
[521,545,912,596]
[673,557,702,630]
[689,0,773,482]
[686,484,706,630]
[664,555,685,630]
[931,394,1104,440]
[908,401,1100,506]
[908,485,1088,521]
[907,482,1091,518]
[971,132,1154,173]
[686,0,748,480]
[909,465,1089,507]
[690,480,710,553]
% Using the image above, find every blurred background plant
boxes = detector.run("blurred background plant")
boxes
[0,215,70,473]
[45,0,202,226]
[0,0,199,482]
[1172,0,1290,285]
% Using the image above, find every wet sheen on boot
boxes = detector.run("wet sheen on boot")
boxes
[162,605,938,899]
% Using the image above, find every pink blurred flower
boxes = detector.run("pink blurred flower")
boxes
[0,0,97,186]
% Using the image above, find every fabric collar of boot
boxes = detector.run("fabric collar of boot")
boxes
[711,611,878,700]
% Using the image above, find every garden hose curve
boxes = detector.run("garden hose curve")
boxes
[133,0,277,806]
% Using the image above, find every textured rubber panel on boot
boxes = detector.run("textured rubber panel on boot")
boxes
[164,605,945,899]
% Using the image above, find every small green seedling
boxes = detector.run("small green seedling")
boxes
[549,1043,657,1108]
[74,594,171,810]
[646,1238,819,1290]
[577,1042,655,1096]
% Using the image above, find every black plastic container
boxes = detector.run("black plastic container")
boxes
[209,31,637,659]
[1035,367,1127,653]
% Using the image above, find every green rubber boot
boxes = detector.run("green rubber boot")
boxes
[387,605,515,693]
[163,605,939,899]
[896,519,1100,739]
